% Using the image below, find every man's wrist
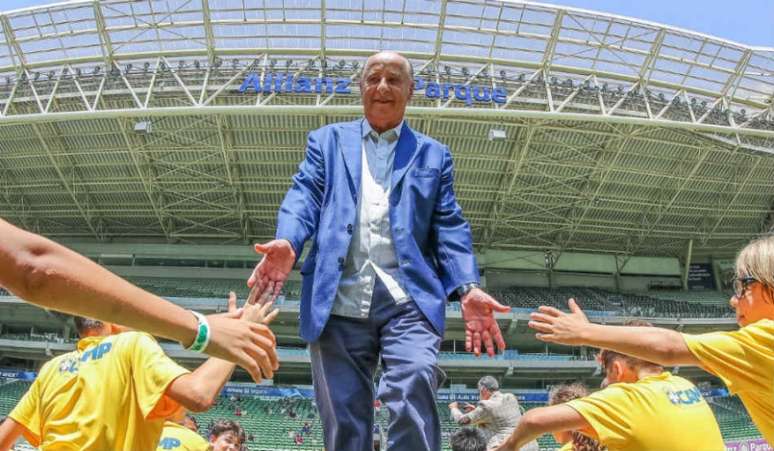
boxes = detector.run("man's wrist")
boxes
[456,282,480,298]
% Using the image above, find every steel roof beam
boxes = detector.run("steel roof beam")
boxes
[30,123,104,240]
[0,49,759,109]
[541,10,565,70]
[432,0,449,64]
[1,104,772,140]
[482,125,536,245]
[200,0,215,64]
[117,119,172,240]
[0,15,26,70]
[214,115,251,242]
[706,155,762,240]
[92,1,113,69]
[557,127,634,251]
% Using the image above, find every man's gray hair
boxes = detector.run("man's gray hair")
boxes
[477,375,499,392]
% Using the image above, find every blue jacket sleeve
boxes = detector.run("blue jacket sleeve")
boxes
[275,132,325,261]
[431,146,480,297]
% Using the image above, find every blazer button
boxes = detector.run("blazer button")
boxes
[346,223,353,234]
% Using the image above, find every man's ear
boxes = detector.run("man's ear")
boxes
[609,360,624,383]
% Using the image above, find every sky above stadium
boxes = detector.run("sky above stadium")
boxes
[1,0,772,47]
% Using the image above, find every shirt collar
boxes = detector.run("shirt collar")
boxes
[76,335,106,351]
[362,118,403,144]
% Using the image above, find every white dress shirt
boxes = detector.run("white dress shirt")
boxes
[331,119,410,319]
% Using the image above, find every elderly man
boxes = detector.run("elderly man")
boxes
[450,376,538,450]
[248,51,510,450]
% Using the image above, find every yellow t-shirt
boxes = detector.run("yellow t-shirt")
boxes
[156,421,211,451]
[683,319,774,444]
[566,372,724,451]
[9,331,190,451]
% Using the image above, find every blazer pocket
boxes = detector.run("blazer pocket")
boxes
[412,167,440,178]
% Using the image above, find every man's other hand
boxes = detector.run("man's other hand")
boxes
[461,288,511,357]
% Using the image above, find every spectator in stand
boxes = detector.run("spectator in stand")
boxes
[450,427,487,451]
[449,376,538,450]
[547,383,606,451]
[0,291,277,451]
[495,321,725,451]
[209,420,245,451]
[528,235,774,446]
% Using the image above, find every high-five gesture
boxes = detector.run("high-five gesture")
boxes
[528,298,591,346]
[461,288,511,357]
[247,240,296,300]
[208,287,280,383]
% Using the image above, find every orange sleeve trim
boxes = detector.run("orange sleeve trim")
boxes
[148,394,182,421]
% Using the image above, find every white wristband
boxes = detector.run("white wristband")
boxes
[185,310,211,353]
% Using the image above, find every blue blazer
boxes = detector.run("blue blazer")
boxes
[276,119,480,342]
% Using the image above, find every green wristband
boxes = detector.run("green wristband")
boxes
[186,311,211,353]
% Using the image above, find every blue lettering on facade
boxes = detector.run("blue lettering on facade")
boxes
[238,73,504,104]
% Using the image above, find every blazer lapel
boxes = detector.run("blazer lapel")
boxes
[391,122,420,190]
[338,120,362,204]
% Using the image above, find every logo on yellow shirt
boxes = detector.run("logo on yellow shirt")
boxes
[57,357,79,374]
[665,387,703,406]
[80,342,112,363]
[158,437,182,449]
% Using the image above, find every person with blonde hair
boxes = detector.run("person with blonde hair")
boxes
[527,234,774,445]
[495,320,724,451]
[547,383,605,451]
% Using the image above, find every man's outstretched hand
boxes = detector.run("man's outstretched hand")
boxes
[528,298,591,346]
[461,288,511,357]
[247,240,296,300]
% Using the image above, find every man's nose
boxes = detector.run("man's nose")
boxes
[376,77,389,92]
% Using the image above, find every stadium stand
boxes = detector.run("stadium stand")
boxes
[105,277,735,319]
[122,277,303,302]
[491,287,733,318]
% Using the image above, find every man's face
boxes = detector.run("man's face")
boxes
[360,52,413,133]
[210,431,241,451]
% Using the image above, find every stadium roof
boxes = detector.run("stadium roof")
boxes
[0,0,773,258]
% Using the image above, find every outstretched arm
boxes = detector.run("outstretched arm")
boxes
[0,218,278,382]
[0,417,27,451]
[494,405,590,451]
[248,131,325,298]
[529,299,699,367]
[166,290,280,411]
